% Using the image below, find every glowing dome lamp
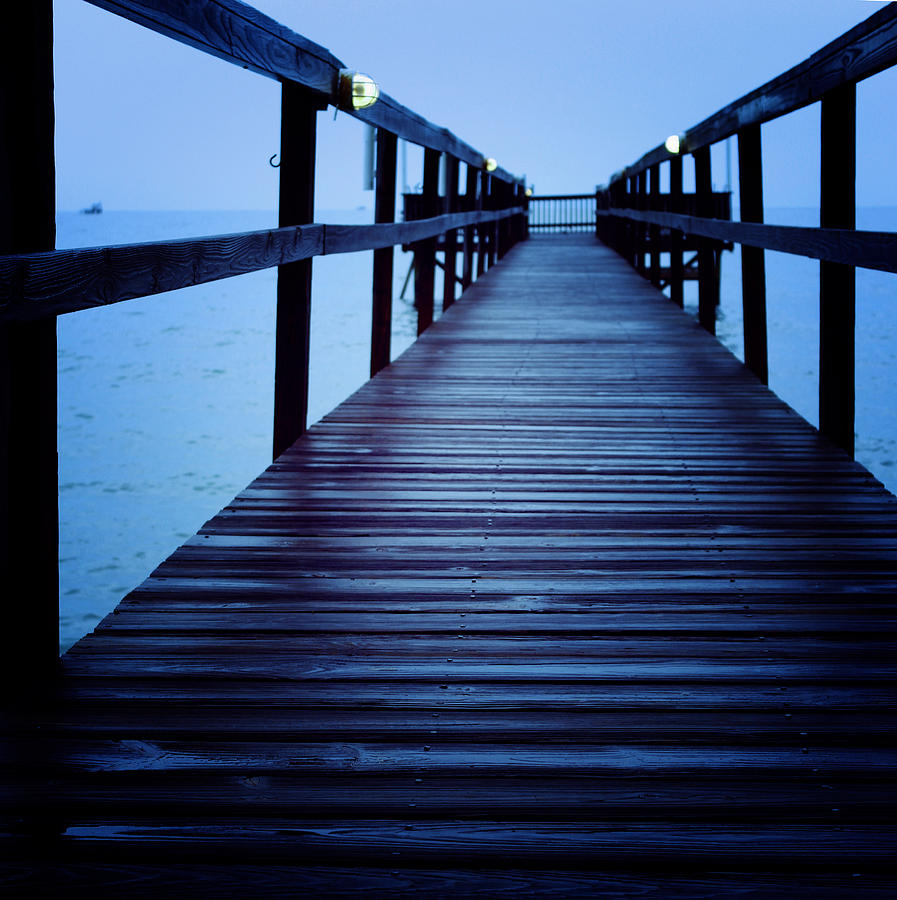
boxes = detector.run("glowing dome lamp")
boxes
[665,134,683,155]
[338,69,380,111]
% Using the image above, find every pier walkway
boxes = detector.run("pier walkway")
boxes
[6,234,897,895]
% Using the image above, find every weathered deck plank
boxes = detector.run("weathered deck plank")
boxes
[3,235,897,894]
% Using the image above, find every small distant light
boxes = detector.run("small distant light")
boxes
[525,187,533,197]
[484,157,498,172]
[338,69,379,110]
[665,134,682,155]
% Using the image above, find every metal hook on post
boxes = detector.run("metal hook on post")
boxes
[269,154,281,168]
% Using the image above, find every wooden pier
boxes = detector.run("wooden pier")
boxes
[4,1,897,895]
[3,234,897,894]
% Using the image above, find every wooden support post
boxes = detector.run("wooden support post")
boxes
[669,155,685,308]
[636,172,648,275]
[414,148,439,335]
[442,154,459,311]
[694,146,717,334]
[627,175,638,267]
[0,0,58,686]
[487,178,498,268]
[477,173,488,277]
[462,165,478,291]
[495,181,512,259]
[273,83,317,460]
[819,82,856,457]
[594,188,601,241]
[738,123,769,385]
[649,163,661,286]
[614,182,626,254]
[370,128,397,377]
[496,181,506,258]
[523,185,530,241]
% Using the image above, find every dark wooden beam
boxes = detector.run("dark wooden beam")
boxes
[477,174,488,277]
[738,123,768,385]
[0,0,58,687]
[0,209,524,322]
[819,82,856,458]
[636,171,647,276]
[0,227,323,321]
[272,82,317,461]
[414,149,440,335]
[462,166,478,291]
[526,194,596,201]
[597,207,897,274]
[327,208,522,254]
[442,155,459,311]
[649,164,661,287]
[668,155,685,308]
[694,147,717,335]
[486,174,498,269]
[370,129,397,377]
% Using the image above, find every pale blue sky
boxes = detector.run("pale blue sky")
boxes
[53,0,896,212]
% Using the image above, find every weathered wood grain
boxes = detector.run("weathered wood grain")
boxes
[599,208,897,274]
[0,0,59,687]
[0,209,522,322]
[5,235,897,894]
[272,81,316,459]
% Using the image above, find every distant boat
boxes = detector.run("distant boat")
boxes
[81,202,103,215]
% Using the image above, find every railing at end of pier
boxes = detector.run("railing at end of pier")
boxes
[527,195,596,234]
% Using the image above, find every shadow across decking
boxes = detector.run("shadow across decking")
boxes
[6,235,897,895]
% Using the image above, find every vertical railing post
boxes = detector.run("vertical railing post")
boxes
[442,155,460,311]
[523,184,531,241]
[462,165,478,291]
[520,183,529,243]
[627,175,638,268]
[273,83,318,460]
[669,155,684,308]
[370,128,397,376]
[636,171,648,276]
[694,146,717,334]
[819,82,856,457]
[487,178,498,268]
[495,180,505,257]
[0,0,58,685]
[497,180,509,259]
[649,163,661,286]
[414,148,439,335]
[594,187,601,241]
[738,123,769,385]
[477,172,488,277]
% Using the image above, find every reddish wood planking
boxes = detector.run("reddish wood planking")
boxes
[3,235,897,894]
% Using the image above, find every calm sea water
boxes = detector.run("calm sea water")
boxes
[56,209,897,652]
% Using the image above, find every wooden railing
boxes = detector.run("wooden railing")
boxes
[596,4,897,461]
[0,0,525,682]
[528,195,596,233]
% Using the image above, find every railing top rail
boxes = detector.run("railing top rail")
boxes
[86,0,522,184]
[611,3,897,183]
[0,206,525,323]
[528,194,596,201]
